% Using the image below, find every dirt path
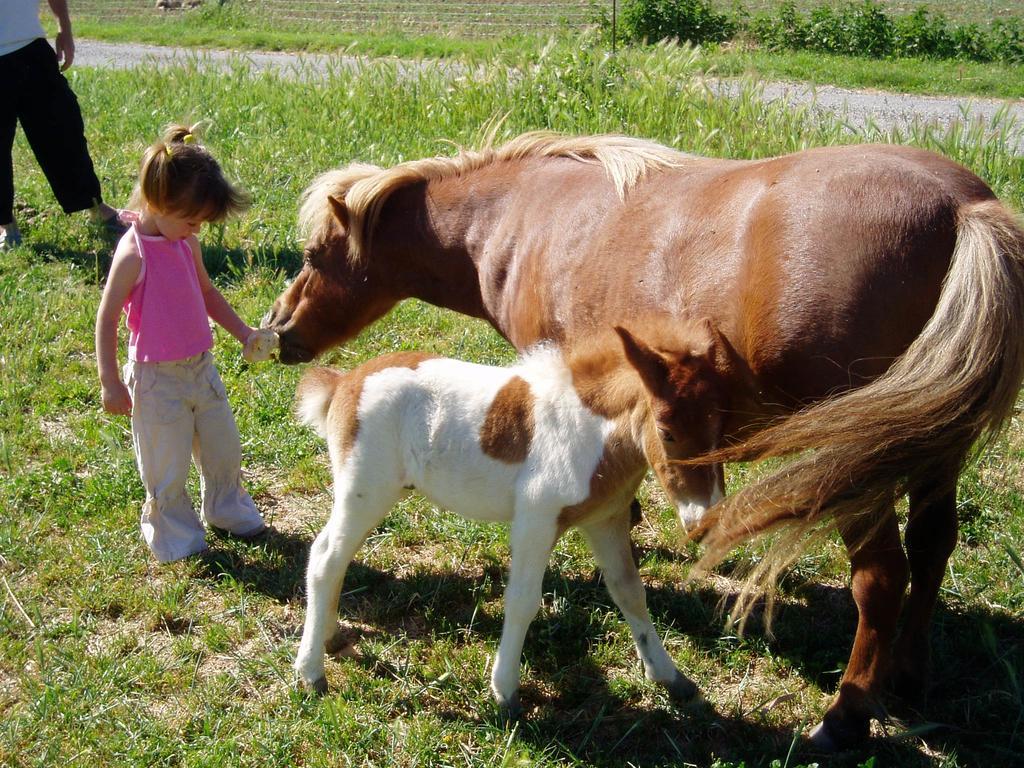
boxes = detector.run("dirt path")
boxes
[77,38,1024,154]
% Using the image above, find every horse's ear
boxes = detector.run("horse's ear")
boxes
[327,195,350,235]
[615,326,670,394]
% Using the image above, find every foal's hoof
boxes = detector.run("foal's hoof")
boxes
[299,675,329,696]
[497,693,523,727]
[664,671,703,707]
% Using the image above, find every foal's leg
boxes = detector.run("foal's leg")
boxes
[891,477,959,698]
[490,513,559,719]
[810,506,909,750]
[579,510,699,703]
[294,482,398,693]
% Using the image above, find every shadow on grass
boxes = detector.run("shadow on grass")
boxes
[27,240,304,283]
[197,523,1024,766]
[197,523,311,601]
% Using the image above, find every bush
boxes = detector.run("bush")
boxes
[748,2,807,51]
[893,8,951,59]
[988,18,1024,64]
[604,0,1024,66]
[619,0,736,45]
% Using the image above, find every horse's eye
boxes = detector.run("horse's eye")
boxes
[658,427,676,443]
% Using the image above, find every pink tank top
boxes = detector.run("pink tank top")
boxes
[123,224,214,362]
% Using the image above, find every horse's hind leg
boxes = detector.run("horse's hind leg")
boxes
[891,477,959,699]
[810,505,909,751]
[579,510,699,704]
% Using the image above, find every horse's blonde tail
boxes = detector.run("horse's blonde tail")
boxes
[690,199,1024,623]
[295,367,344,439]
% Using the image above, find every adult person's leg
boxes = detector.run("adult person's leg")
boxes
[0,48,23,249]
[13,39,124,237]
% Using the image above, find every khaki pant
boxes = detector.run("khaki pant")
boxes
[125,352,264,562]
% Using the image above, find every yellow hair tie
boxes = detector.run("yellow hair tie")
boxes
[183,133,195,144]
[165,144,173,157]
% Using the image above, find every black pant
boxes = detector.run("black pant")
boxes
[0,38,104,224]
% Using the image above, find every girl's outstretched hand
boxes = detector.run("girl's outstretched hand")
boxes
[243,329,280,363]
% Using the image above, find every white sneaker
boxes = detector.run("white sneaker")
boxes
[0,228,22,250]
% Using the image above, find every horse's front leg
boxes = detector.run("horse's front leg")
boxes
[491,513,558,721]
[579,508,700,704]
[295,485,396,693]
[810,507,909,750]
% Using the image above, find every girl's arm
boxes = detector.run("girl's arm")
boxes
[188,235,254,344]
[95,243,142,415]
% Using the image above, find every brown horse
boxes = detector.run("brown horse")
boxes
[264,132,1024,750]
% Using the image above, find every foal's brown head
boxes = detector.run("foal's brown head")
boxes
[265,193,398,364]
[617,319,737,529]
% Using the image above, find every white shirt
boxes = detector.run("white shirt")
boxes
[0,0,46,57]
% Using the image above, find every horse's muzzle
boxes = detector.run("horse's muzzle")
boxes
[275,333,315,365]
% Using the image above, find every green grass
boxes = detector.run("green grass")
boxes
[1,42,1023,767]
[63,1,1024,99]
[711,44,1024,98]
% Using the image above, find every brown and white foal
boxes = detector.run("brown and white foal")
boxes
[293,318,735,715]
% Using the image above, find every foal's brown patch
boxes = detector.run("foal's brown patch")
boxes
[479,376,534,463]
[331,351,437,459]
[558,423,647,531]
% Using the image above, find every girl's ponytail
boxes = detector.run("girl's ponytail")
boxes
[129,122,250,221]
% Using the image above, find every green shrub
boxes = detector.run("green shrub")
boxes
[748,1,807,51]
[989,18,1024,64]
[619,0,736,45]
[605,0,1024,65]
[893,8,955,59]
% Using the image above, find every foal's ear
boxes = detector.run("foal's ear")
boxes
[615,326,670,393]
[695,318,763,405]
[695,317,729,371]
[327,195,351,235]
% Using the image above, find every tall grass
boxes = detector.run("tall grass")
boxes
[1,42,1022,767]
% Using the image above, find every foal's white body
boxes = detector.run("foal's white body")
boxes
[295,334,712,712]
[366,353,607,523]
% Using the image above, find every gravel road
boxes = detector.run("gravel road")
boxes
[76,38,1024,154]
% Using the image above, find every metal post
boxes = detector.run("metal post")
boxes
[612,0,617,54]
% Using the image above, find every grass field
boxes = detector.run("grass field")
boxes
[1,42,1023,767]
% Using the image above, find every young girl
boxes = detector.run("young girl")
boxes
[95,124,272,562]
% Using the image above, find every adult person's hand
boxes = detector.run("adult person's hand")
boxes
[48,0,75,70]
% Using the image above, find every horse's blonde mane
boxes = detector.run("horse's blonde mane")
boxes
[298,162,382,245]
[299,132,691,264]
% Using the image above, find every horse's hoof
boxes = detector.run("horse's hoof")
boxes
[497,693,523,727]
[806,713,868,752]
[665,671,703,706]
[807,721,840,752]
